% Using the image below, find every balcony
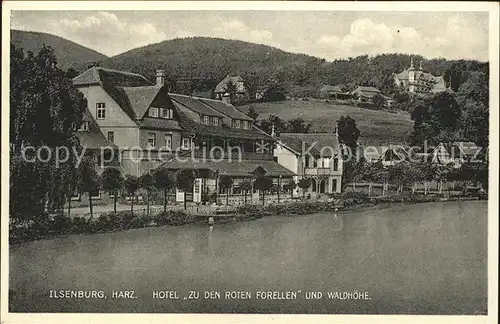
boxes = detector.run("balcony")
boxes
[304,167,342,176]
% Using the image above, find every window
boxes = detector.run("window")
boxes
[182,137,191,150]
[109,190,119,198]
[70,190,81,201]
[234,120,241,128]
[147,133,156,148]
[96,103,106,119]
[333,158,339,171]
[305,155,310,168]
[243,121,249,129]
[90,190,101,199]
[149,107,159,118]
[78,121,89,132]
[107,131,114,143]
[203,116,210,124]
[162,108,173,119]
[164,134,172,149]
[212,117,219,126]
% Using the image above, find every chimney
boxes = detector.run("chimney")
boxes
[86,61,99,69]
[156,70,165,86]
[419,60,423,70]
[271,123,276,138]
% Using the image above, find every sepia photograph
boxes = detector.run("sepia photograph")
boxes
[1,2,498,323]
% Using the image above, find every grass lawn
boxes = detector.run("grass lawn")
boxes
[240,100,414,146]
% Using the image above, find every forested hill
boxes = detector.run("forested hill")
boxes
[10,31,488,97]
[10,30,108,71]
[100,37,326,94]
[101,36,488,97]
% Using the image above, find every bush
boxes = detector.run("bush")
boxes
[128,213,153,229]
[70,217,89,234]
[154,210,194,226]
[51,213,72,235]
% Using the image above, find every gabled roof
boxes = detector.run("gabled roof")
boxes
[76,108,117,150]
[278,133,340,157]
[159,158,295,177]
[137,118,182,130]
[170,94,226,118]
[320,85,343,93]
[199,98,253,121]
[452,142,481,156]
[176,110,271,140]
[394,69,410,80]
[122,86,162,119]
[352,86,381,93]
[72,66,153,87]
[380,145,412,161]
[215,75,245,93]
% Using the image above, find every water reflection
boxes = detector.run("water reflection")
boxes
[9,201,488,314]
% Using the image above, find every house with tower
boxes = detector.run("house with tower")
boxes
[393,58,447,94]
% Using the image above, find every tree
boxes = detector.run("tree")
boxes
[140,173,155,217]
[223,80,238,104]
[257,114,288,135]
[176,169,198,210]
[287,118,312,133]
[297,178,312,198]
[153,168,174,212]
[254,176,273,205]
[123,175,140,214]
[433,164,452,195]
[240,179,253,204]
[409,92,461,146]
[247,106,259,121]
[64,166,80,218]
[372,93,386,109]
[101,168,124,214]
[284,180,297,199]
[219,175,234,206]
[337,116,360,150]
[78,156,100,219]
[360,162,377,196]
[372,161,389,196]
[9,44,86,221]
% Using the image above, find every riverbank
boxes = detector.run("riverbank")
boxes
[9,192,485,244]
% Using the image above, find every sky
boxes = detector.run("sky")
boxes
[10,10,489,61]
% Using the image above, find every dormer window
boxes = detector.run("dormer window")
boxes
[149,107,159,118]
[203,116,210,125]
[234,120,241,128]
[212,117,219,126]
[243,121,249,130]
[78,121,89,132]
[162,108,173,119]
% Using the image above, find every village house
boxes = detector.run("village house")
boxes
[349,86,382,104]
[274,131,343,197]
[425,142,482,168]
[393,59,447,94]
[319,84,352,100]
[214,75,247,101]
[358,145,412,166]
[72,66,295,205]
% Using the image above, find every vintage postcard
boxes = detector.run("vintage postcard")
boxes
[1,1,498,324]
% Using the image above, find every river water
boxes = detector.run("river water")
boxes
[9,201,487,314]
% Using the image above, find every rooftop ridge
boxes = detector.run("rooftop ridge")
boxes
[95,66,148,78]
